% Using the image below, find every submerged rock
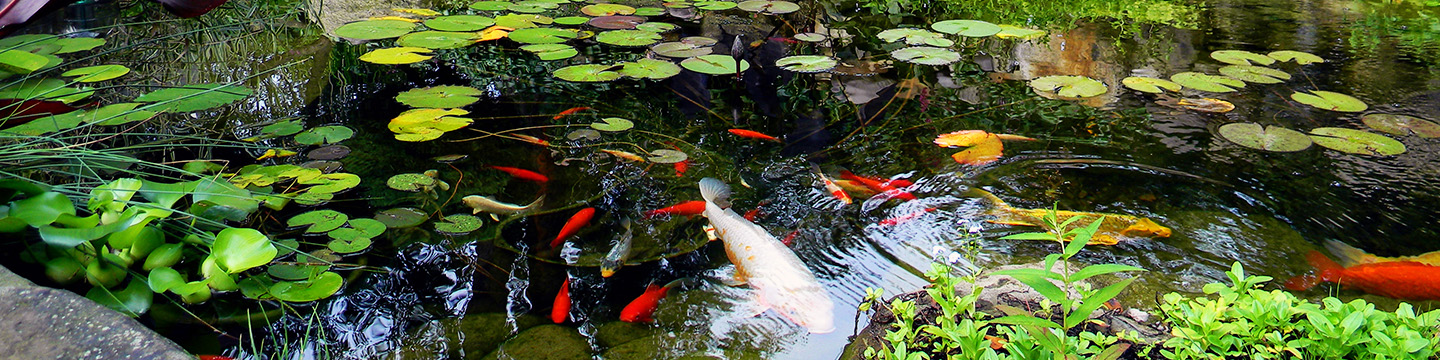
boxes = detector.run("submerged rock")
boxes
[595,321,661,348]
[482,325,591,360]
[441,312,545,357]
[0,266,191,360]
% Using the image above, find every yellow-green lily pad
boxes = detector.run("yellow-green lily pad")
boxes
[596,30,661,47]
[508,27,577,44]
[647,149,687,163]
[591,117,634,131]
[1362,114,1440,138]
[520,44,578,60]
[1217,65,1291,84]
[618,58,681,79]
[270,271,343,302]
[295,126,355,145]
[375,208,428,228]
[931,19,1001,37]
[1268,50,1324,65]
[387,173,438,192]
[1171,72,1245,93]
[1291,90,1366,112]
[335,20,417,40]
[424,15,496,31]
[681,55,749,75]
[1029,75,1107,99]
[736,0,798,14]
[1308,127,1405,155]
[1216,123,1312,152]
[890,46,960,66]
[581,3,636,16]
[288,210,349,233]
[434,214,484,235]
[1211,50,1275,66]
[775,55,837,73]
[359,47,433,64]
[326,228,373,253]
[61,64,130,82]
[995,24,1045,40]
[395,85,484,108]
[877,28,954,47]
[397,31,479,49]
[554,64,623,82]
[1121,76,1182,93]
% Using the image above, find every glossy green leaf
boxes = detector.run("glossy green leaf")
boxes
[647,149,687,163]
[681,55,750,75]
[591,117,634,131]
[295,125,354,145]
[268,263,329,281]
[1218,65,1291,84]
[736,0,798,14]
[1170,72,1245,93]
[995,24,1045,40]
[86,278,153,317]
[581,3,636,16]
[270,271,343,302]
[395,85,484,108]
[260,119,305,137]
[348,218,387,238]
[553,16,590,25]
[397,31,479,49]
[932,19,1002,37]
[1291,90,1367,112]
[335,20,417,40]
[359,46,433,64]
[596,30,661,47]
[1308,127,1405,155]
[1029,75,1107,98]
[375,208,428,228]
[494,14,553,29]
[890,46,960,66]
[989,315,1062,328]
[1217,123,1312,152]
[652,41,712,58]
[326,228,373,253]
[1121,76,1182,93]
[1066,277,1136,328]
[1268,50,1324,65]
[775,55,837,73]
[1362,114,1440,138]
[61,64,130,82]
[1211,50,1275,65]
[520,43,578,60]
[434,214,484,235]
[0,49,52,74]
[146,266,184,293]
[554,64,623,82]
[469,1,512,11]
[299,173,361,194]
[633,6,667,15]
[618,58,681,79]
[424,15,495,31]
[287,210,348,233]
[0,78,91,103]
[134,83,252,112]
[387,173,436,192]
[876,28,954,47]
[212,227,277,274]
[635,22,677,33]
[143,243,182,271]
[9,191,75,226]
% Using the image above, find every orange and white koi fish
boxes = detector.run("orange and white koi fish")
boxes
[878,207,938,226]
[600,149,647,162]
[462,194,544,220]
[489,165,549,182]
[966,188,1170,245]
[727,129,782,143]
[840,170,916,201]
[810,164,852,205]
[620,278,690,323]
[553,107,592,120]
[699,177,836,333]
[642,200,706,219]
[600,218,635,277]
[552,277,571,323]
[1323,240,1440,267]
[1284,250,1440,301]
[551,207,594,248]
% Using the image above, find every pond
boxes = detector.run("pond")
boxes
[3,0,1439,358]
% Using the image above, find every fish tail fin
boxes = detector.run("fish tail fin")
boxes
[1323,240,1369,267]
[699,177,732,208]
[1305,250,1345,283]
[526,195,546,210]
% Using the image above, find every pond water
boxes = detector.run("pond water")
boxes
[53,0,1436,358]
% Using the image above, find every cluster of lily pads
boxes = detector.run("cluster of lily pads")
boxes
[880,20,1045,68]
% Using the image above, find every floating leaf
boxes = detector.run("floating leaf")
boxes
[635,22,677,33]
[1268,50,1324,65]
[1177,98,1235,113]
[890,46,961,66]
[591,117,634,131]
[634,6,668,15]
[0,49,52,74]
[876,28,954,47]
[295,126,354,145]
[212,228,277,273]
[469,1,512,11]
[1362,114,1440,138]
[389,108,473,141]
[434,214,484,235]
[75,102,154,126]
[51,37,105,54]
[1211,50,1275,66]
[396,85,484,108]
[326,228,373,253]
[775,55,837,73]
[694,0,736,10]
[397,31,479,49]
[647,149,687,163]
[508,28,578,44]
[553,16,590,25]
[335,20,418,40]
[935,130,1004,165]
[1308,128,1405,155]
[1121,77,1182,93]
[567,128,601,140]
[597,30,661,47]
[134,83,252,112]
[736,0,798,14]
[387,173,437,191]
[424,15,496,31]
[932,19,1002,37]
[587,15,644,30]
[1170,72,1245,93]
[554,64,623,82]
[393,8,441,16]
[0,78,91,103]
[1217,123,1312,152]
[995,24,1045,40]
[520,44,578,60]
[374,208,428,228]
[681,55,750,75]
[1291,90,1367,112]
[582,3,636,16]
[495,14,553,29]
[288,210,349,233]
[1029,75,1107,99]
[270,271,343,302]
[794,32,826,42]
[308,145,351,160]
[1218,65,1291,84]
[259,119,304,137]
[618,58,681,79]
[268,264,327,281]
[359,47,433,64]
[652,41,712,58]
[348,218,387,238]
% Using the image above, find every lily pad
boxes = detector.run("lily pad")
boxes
[554,16,590,25]
[1217,123,1312,152]
[396,85,484,108]
[1121,76,1182,93]
[288,210,349,233]
[50,37,105,54]
[260,119,304,137]
[1176,98,1236,113]
[567,128,601,140]
[270,271,343,302]
[307,145,351,160]
[554,64,623,82]
[635,22,678,33]
[1308,127,1405,155]
[295,126,354,145]
[521,44,579,60]
[647,149,687,163]
[1362,114,1440,138]
[267,264,328,281]
[375,208,428,228]
[582,3,636,16]
[495,14,554,29]
[387,173,437,192]
[1218,65,1291,84]
[61,64,130,82]
[877,28,954,47]
[335,20,418,40]
[1029,75,1107,98]
[397,31,478,49]
[681,55,750,75]
[634,6,668,15]
[326,228,373,253]
[736,0,798,14]
[680,36,718,46]
[775,55,837,73]
[359,47,433,64]
[652,41,713,58]
[212,228,277,273]
[931,19,1002,37]
[1268,50,1324,65]
[424,15,496,31]
[995,24,1045,40]
[435,214,485,235]
[794,32,826,42]
[890,46,961,66]
[0,49,51,74]
[1211,50,1275,66]
[393,8,441,16]
[389,108,473,141]
[1170,72,1245,93]
[469,1,512,11]
[597,30,661,47]
[134,83,252,112]
[508,28,577,44]
[1291,90,1367,112]
[694,1,736,10]
[588,15,645,30]
[618,59,681,80]
[591,117,634,131]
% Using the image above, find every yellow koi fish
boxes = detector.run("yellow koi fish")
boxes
[1324,240,1440,267]
[967,188,1171,245]
[699,177,835,334]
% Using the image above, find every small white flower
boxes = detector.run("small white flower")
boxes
[931,245,946,257]
[946,252,962,264]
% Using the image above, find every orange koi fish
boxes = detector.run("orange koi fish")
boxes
[728,129,782,142]
[551,207,595,248]
[642,200,706,219]
[840,170,916,201]
[810,164,852,205]
[552,277,571,323]
[553,107,592,120]
[600,149,647,162]
[490,165,549,182]
[832,179,879,198]
[674,159,690,177]
[512,134,550,147]
[781,229,799,246]
[620,278,689,323]
[1283,250,1440,301]
[1323,240,1440,267]
[878,207,938,226]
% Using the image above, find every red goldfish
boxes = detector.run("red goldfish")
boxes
[490,165,549,182]
[878,207,938,226]
[620,278,689,323]
[840,170,916,201]
[743,208,762,221]
[810,164,852,205]
[513,134,550,147]
[642,201,706,219]
[551,208,595,248]
[1283,250,1440,301]
[554,107,592,120]
[728,129,782,142]
[552,277,571,323]
[674,159,690,177]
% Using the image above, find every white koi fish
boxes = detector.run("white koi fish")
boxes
[462,194,544,220]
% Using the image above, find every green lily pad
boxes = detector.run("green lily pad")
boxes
[554,64,623,82]
[890,46,960,66]
[268,264,329,281]
[212,228,277,273]
[664,1,694,8]
[694,1,736,10]
[270,271,343,302]
[591,117,634,131]
[995,24,1045,40]
[1308,127,1405,155]
[681,55,750,75]
[260,119,304,137]
[736,0,798,14]
[877,28,954,47]
[77,103,156,126]
[775,55,837,73]
[495,14,553,29]
[375,208,428,228]
[50,37,105,54]
[387,173,437,192]
[1268,50,1324,65]
[652,41,712,58]
[794,32,826,42]
[134,83,252,112]
[0,49,52,74]
[1291,90,1367,112]
[397,31,478,49]
[582,3,636,16]
[618,58,681,79]
[520,44,578,60]
[288,210,349,233]
[1211,50,1275,66]
[469,1,512,11]
[567,128,601,141]
[508,27,577,44]
[390,108,473,141]
[588,15,645,30]
[597,30,661,47]
[554,16,590,25]
[295,126,354,145]
[335,20,418,40]
[300,173,361,193]
[1216,123,1312,152]
[348,218,387,238]
[634,6,668,15]
[1362,114,1440,138]
[1121,76,1182,93]
[326,228,373,253]
[1170,72,1245,93]
[1217,65,1291,84]
[647,149,687,163]
[424,15,496,31]
[359,47,433,64]
[435,214,485,235]
[932,19,1002,37]
[507,4,548,13]
[396,85,484,108]
[635,22,678,33]
[1030,75,1107,99]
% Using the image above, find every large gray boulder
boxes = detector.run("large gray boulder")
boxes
[0,265,193,360]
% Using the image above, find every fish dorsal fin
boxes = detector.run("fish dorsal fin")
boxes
[699,177,732,208]
[1323,240,1370,267]
[644,284,662,293]
[962,187,1011,209]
